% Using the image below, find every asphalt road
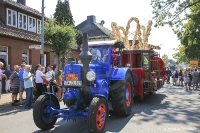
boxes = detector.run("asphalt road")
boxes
[0,84,200,133]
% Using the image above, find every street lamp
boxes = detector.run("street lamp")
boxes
[41,0,45,66]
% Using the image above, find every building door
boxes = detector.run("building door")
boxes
[0,46,8,70]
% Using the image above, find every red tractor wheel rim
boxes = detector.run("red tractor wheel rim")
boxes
[96,103,106,130]
[125,82,131,106]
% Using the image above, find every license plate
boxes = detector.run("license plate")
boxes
[64,81,82,86]
[66,74,78,81]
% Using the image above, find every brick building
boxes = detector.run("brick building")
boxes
[0,0,55,70]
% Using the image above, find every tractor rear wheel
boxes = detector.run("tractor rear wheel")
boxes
[87,97,107,133]
[33,94,60,130]
[111,71,134,116]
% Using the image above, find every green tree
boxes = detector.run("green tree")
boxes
[54,0,83,50]
[54,0,74,26]
[162,54,169,65]
[173,45,189,63]
[151,0,200,62]
[75,29,83,51]
[44,19,76,66]
[151,0,200,31]
[179,3,200,61]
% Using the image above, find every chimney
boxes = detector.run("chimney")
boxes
[100,20,105,26]
[17,0,26,6]
[87,15,96,23]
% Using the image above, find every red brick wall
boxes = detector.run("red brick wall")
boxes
[0,36,56,69]
[0,3,6,24]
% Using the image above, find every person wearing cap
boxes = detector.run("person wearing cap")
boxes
[4,64,12,92]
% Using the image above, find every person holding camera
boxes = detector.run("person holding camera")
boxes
[23,65,34,109]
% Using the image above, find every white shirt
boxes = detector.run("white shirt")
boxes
[35,70,44,83]
[183,76,188,83]
[0,69,2,80]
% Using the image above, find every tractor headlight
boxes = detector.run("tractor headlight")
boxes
[86,71,96,81]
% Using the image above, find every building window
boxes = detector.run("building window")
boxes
[18,13,27,30]
[37,19,41,34]
[68,58,76,64]
[28,16,36,32]
[22,49,29,64]
[7,8,17,27]
[0,46,8,69]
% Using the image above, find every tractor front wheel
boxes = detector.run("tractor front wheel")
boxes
[87,97,107,133]
[33,94,60,130]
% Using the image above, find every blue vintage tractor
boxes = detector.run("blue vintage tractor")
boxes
[33,33,135,133]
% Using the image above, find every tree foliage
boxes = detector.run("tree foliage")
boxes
[44,19,76,65]
[161,54,169,65]
[75,29,83,50]
[54,0,74,26]
[151,0,200,62]
[54,0,83,49]
[179,3,200,62]
[151,0,200,31]
[172,45,189,63]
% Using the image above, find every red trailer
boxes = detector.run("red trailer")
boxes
[121,49,167,101]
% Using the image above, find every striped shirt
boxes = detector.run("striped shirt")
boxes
[10,71,20,88]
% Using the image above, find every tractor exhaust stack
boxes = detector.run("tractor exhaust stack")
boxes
[79,33,92,105]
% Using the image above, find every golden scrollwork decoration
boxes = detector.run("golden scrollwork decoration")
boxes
[111,17,161,50]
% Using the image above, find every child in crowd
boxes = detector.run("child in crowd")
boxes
[56,70,63,100]
[183,74,189,90]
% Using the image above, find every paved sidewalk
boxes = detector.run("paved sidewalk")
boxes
[0,92,14,105]
[0,92,27,107]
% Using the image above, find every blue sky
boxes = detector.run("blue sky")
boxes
[25,0,179,59]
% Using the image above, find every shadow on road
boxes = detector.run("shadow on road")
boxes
[32,93,168,133]
[0,100,33,117]
[31,84,200,133]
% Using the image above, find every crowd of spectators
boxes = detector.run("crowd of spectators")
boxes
[0,61,64,110]
[166,67,200,93]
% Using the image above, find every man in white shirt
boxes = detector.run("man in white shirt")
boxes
[35,64,45,98]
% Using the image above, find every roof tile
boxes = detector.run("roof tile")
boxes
[0,25,41,42]
[75,19,113,39]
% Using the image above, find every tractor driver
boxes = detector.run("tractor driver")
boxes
[102,48,108,63]
[90,48,102,63]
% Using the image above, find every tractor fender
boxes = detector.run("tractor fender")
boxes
[42,92,60,104]
[109,69,135,96]
[110,68,134,82]
[91,79,109,100]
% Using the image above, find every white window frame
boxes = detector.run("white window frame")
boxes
[22,49,29,64]
[37,19,41,34]
[18,12,27,30]
[0,46,8,67]
[6,8,17,28]
[28,16,36,32]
